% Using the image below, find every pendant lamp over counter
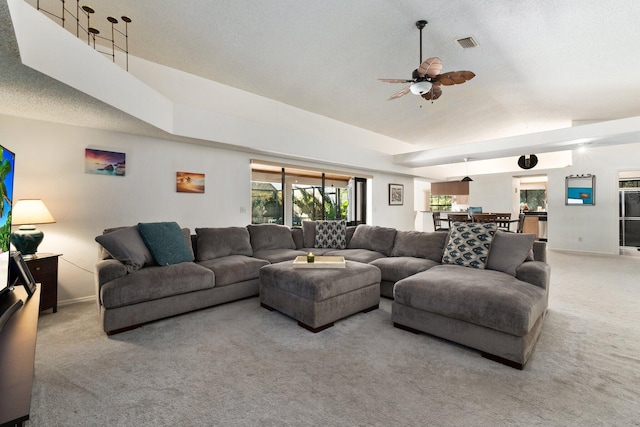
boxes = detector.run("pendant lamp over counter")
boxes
[461,157,473,182]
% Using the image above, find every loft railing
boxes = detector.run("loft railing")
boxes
[35,0,132,71]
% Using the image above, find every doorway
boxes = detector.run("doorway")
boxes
[619,171,640,254]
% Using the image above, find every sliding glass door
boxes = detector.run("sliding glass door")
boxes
[251,161,364,227]
[619,189,640,248]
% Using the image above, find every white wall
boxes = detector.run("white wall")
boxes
[2,114,415,303]
[463,142,640,255]
[548,144,640,254]
[468,176,518,216]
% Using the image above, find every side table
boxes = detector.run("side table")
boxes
[24,253,62,313]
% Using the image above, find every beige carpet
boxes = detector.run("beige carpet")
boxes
[30,251,640,426]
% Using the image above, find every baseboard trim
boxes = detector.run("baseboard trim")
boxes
[58,295,96,307]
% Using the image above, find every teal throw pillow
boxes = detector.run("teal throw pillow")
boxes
[138,222,194,266]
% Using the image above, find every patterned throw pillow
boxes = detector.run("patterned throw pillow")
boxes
[442,222,497,269]
[314,220,347,249]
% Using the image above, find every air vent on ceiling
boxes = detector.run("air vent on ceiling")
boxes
[457,36,478,49]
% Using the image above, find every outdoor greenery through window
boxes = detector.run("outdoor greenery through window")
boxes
[520,189,546,211]
[251,162,355,227]
[291,184,348,226]
[429,195,452,212]
[251,181,283,224]
[620,180,640,188]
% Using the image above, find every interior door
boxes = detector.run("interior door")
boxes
[619,189,640,247]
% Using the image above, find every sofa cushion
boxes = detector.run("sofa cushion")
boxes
[197,255,269,287]
[195,227,253,261]
[390,230,448,262]
[324,248,386,263]
[314,220,347,249]
[394,264,547,336]
[370,257,440,283]
[95,226,156,273]
[252,249,306,264]
[302,221,316,248]
[100,262,214,309]
[291,227,304,249]
[138,222,195,266]
[486,231,536,276]
[442,222,496,269]
[247,224,296,252]
[348,225,397,256]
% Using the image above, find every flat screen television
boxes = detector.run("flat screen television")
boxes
[0,144,15,298]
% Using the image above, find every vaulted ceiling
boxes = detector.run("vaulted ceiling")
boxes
[2,0,640,174]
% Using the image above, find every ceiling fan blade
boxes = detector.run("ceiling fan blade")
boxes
[378,78,413,83]
[421,86,442,101]
[436,70,476,85]
[417,57,442,78]
[435,72,455,86]
[388,87,411,100]
[460,71,476,81]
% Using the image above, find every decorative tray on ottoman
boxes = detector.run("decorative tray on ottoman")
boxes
[292,256,346,269]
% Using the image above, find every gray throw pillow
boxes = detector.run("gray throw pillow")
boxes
[302,221,316,248]
[348,225,397,256]
[195,227,253,261]
[314,220,347,249]
[390,230,448,262]
[247,224,295,251]
[138,222,195,266]
[95,226,156,273]
[442,222,496,269]
[486,231,536,276]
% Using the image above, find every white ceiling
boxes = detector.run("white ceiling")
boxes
[3,0,640,171]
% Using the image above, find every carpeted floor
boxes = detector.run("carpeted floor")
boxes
[30,250,640,426]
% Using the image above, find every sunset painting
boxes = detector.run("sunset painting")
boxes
[177,172,205,193]
[85,149,126,176]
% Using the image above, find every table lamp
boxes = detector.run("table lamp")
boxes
[10,199,56,258]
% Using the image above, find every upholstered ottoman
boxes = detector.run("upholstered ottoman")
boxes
[259,261,381,332]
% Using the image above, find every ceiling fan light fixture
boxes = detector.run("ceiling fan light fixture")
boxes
[410,81,432,95]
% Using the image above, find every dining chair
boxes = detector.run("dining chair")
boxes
[447,213,470,228]
[494,213,513,231]
[471,213,497,223]
[432,212,449,231]
[516,213,526,233]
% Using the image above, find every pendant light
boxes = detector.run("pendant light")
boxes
[461,158,473,182]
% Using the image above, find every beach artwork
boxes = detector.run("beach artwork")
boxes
[85,149,126,176]
[177,172,205,193]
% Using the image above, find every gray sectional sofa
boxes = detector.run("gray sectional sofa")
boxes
[94,220,550,368]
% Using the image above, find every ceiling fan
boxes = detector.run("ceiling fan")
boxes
[379,20,475,101]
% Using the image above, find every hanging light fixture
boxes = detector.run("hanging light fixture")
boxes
[461,158,473,182]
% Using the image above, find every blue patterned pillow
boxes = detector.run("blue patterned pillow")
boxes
[314,220,347,249]
[138,222,194,266]
[442,222,496,269]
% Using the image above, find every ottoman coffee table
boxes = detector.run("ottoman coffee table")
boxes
[259,260,381,332]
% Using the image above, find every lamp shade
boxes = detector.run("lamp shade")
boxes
[11,199,56,225]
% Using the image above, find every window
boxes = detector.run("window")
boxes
[251,161,364,226]
[429,195,452,212]
[251,180,283,224]
[620,180,640,188]
[520,189,546,210]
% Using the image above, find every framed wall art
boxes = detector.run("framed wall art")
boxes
[389,183,404,206]
[176,172,205,193]
[566,174,595,206]
[85,148,126,176]
[9,252,37,298]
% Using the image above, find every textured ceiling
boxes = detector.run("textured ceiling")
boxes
[3,0,640,159]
